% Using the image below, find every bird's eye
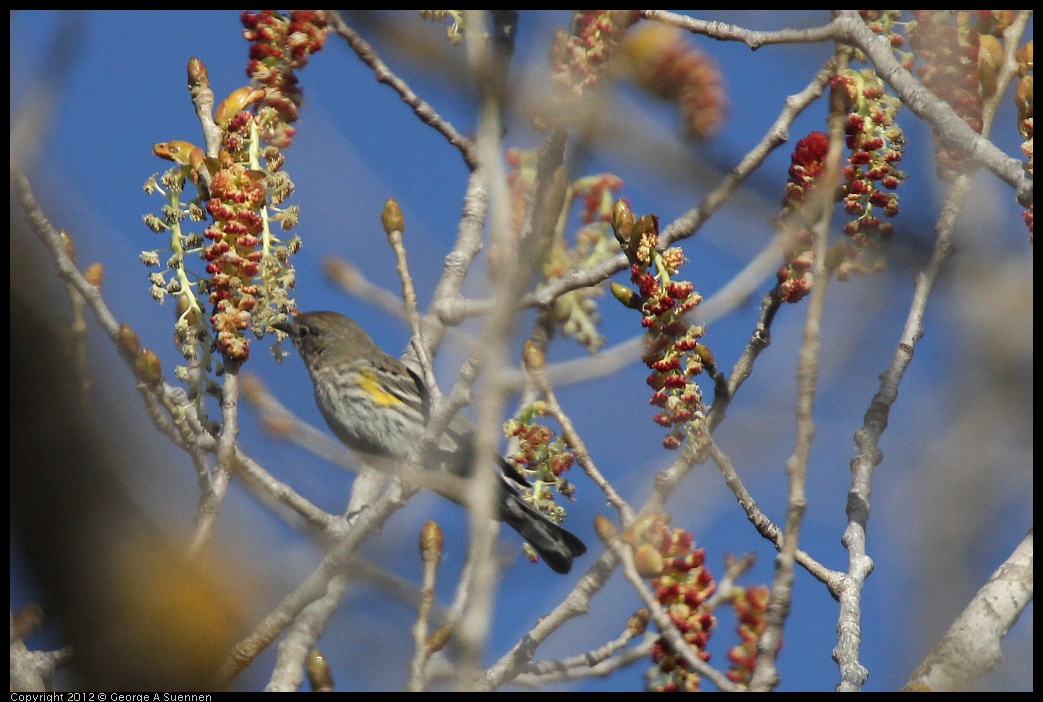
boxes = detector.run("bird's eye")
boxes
[298,324,311,338]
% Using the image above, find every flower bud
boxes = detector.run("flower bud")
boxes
[135,348,163,388]
[594,515,618,543]
[522,339,546,372]
[978,35,1004,98]
[306,649,334,692]
[612,199,634,245]
[216,87,265,127]
[622,512,668,546]
[626,608,651,636]
[610,282,642,309]
[427,625,452,653]
[630,213,658,259]
[1017,39,1032,77]
[419,520,444,565]
[633,214,658,239]
[634,543,665,578]
[83,263,104,288]
[153,141,204,170]
[382,197,404,235]
[1016,76,1033,137]
[694,343,715,369]
[187,57,210,89]
[118,324,141,358]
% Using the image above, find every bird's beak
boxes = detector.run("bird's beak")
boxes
[271,319,295,336]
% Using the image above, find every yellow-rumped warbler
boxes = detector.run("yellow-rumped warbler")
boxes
[273,311,587,574]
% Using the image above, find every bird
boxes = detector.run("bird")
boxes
[273,310,587,574]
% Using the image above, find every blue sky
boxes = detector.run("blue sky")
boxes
[11,11,1032,691]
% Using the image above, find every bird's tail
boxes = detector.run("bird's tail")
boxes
[498,490,587,574]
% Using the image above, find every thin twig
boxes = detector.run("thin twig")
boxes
[748,58,850,690]
[513,629,654,685]
[265,575,350,692]
[12,160,216,465]
[386,202,440,398]
[525,346,634,523]
[218,480,415,686]
[189,367,239,555]
[642,10,843,49]
[327,12,479,170]
[705,438,841,593]
[407,521,445,692]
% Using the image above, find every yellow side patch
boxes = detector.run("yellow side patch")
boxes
[359,368,402,407]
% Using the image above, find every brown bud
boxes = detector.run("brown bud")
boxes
[594,515,618,543]
[59,228,76,262]
[989,10,1017,29]
[117,324,141,358]
[216,87,265,127]
[634,214,658,238]
[612,200,634,246]
[153,140,204,169]
[426,625,452,653]
[626,608,651,636]
[83,263,104,288]
[381,197,404,235]
[522,339,546,372]
[135,348,163,388]
[419,520,444,564]
[202,156,223,177]
[306,648,334,692]
[978,35,1004,98]
[550,298,571,324]
[634,543,665,578]
[629,213,658,260]
[187,57,210,89]
[622,512,669,547]
[1017,39,1033,77]
[1015,75,1033,122]
[694,343,715,370]
[610,282,642,309]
